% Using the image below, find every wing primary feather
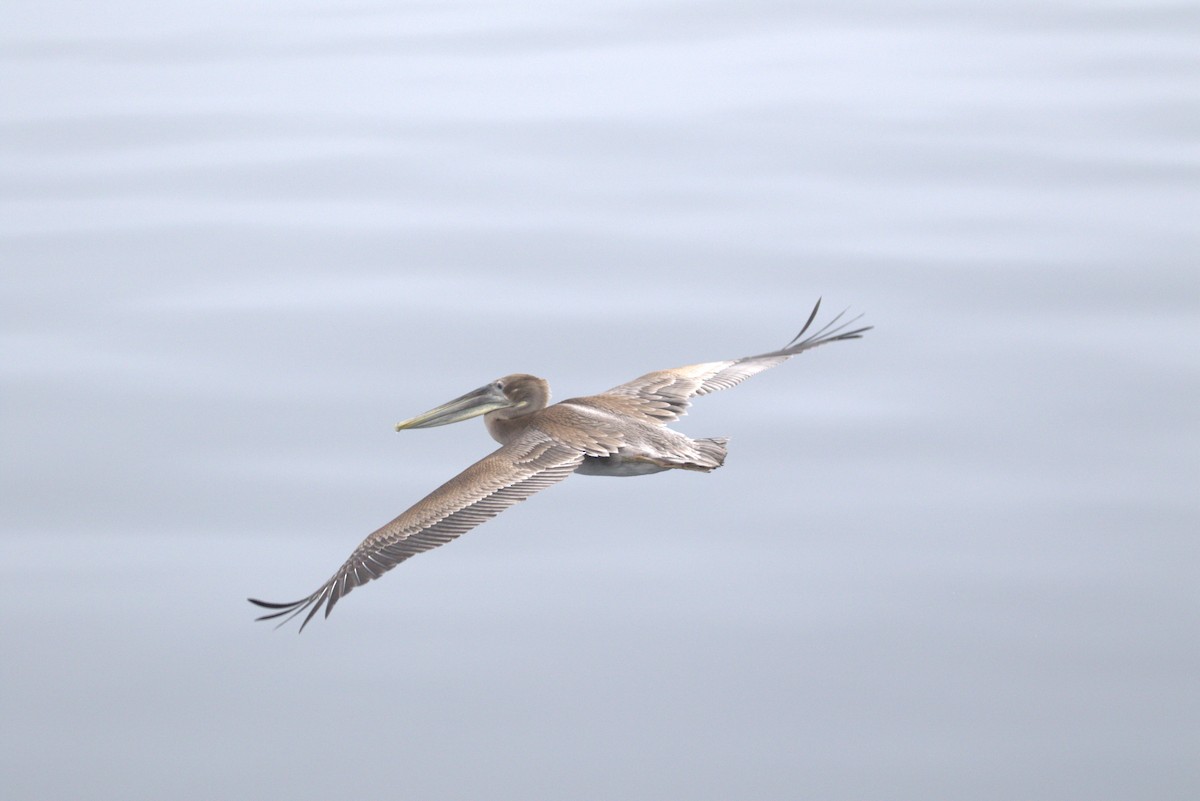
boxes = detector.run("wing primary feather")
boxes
[248,597,302,610]
[247,593,323,631]
[782,300,870,352]
[789,296,824,343]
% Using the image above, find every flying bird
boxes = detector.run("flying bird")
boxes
[250,300,869,630]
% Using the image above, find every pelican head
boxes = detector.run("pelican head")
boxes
[395,373,549,431]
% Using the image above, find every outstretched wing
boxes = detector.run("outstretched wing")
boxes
[602,299,870,424]
[249,430,585,631]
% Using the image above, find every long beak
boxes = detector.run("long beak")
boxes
[394,383,514,431]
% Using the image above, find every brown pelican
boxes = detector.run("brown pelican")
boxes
[250,300,869,630]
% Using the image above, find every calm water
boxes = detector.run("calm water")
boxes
[2,1,1197,799]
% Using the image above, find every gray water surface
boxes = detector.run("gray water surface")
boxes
[2,1,1197,799]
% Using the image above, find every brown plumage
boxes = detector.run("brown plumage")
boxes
[249,300,869,630]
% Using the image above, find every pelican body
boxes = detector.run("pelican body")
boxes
[251,301,869,630]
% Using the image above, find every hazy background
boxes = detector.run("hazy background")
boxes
[2,1,1196,799]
